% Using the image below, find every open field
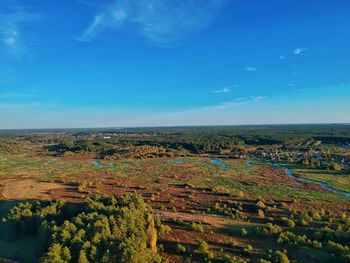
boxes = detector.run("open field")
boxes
[0,126,349,262]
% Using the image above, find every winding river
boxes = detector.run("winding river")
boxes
[271,163,350,196]
[210,159,253,169]
[209,158,350,196]
[90,157,350,197]
[210,159,229,169]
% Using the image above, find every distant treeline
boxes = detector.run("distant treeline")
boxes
[43,125,349,157]
[1,125,350,157]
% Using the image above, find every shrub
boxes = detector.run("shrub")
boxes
[256,223,282,237]
[244,244,253,254]
[312,212,322,221]
[273,250,290,263]
[257,200,266,209]
[191,222,204,233]
[176,244,187,253]
[230,240,239,247]
[241,228,248,236]
[77,182,87,193]
[158,244,164,252]
[195,241,210,255]
[158,224,172,237]
[299,218,308,226]
[281,217,295,228]
[330,163,342,171]
[258,209,265,218]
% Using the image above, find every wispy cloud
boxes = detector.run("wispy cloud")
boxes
[0,102,40,109]
[0,5,42,57]
[78,0,230,44]
[215,95,267,109]
[0,92,36,98]
[211,87,232,93]
[245,66,256,72]
[293,47,307,55]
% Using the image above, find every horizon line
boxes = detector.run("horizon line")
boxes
[0,122,349,132]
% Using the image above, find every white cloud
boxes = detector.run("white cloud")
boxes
[215,96,267,109]
[4,31,17,46]
[293,47,306,55]
[245,66,256,72]
[279,55,286,59]
[211,87,232,93]
[0,7,42,56]
[78,0,230,44]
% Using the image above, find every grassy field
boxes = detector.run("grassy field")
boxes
[0,153,349,262]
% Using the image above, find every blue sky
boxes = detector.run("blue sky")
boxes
[0,0,349,128]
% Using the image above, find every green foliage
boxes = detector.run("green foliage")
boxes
[276,231,322,249]
[158,224,172,237]
[272,251,290,263]
[195,240,210,255]
[241,228,248,236]
[255,223,282,237]
[41,243,72,263]
[6,194,161,263]
[176,244,187,253]
[327,240,350,258]
[330,162,342,171]
[256,200,266,209]
[77,250,89,263]
[191,222,204,233]
[243,244,253,254]
[280,217,295,228]
[212,201,245,220]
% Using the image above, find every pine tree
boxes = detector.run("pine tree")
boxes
[78,250,89,263]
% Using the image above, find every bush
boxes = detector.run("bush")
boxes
[281,217,295,228]
[273,250,290,263]
[241,228,248,236]
[257,200,266,209]
[158,224,172,237]
[258,209,265,218]
[195,240,210,255]
[191,222,204,233]
[330,163,342,171]
[256,223,282,237]
[244,244,253,254]
[176,243,187,253]
[312,212,322,221]
[229,240,239,247]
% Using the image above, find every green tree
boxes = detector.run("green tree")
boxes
[78,250,89,263]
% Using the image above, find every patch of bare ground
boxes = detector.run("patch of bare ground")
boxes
[0,179,67,200]
[62,153,97,160]
[156,210,233,228]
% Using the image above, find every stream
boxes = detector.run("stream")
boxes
[271,163,350,196]
[92,160,118,167]
[210,158,350,196]
[89,157,350,197]
[210,159,253,169]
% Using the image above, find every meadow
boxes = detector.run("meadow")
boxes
[0,126,349,262]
